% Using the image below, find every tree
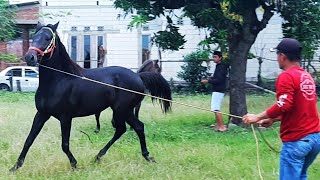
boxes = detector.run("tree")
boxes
[177,50,210,93]
[281,0,320,74]
[114,0,320,125]
[0,0,16,42]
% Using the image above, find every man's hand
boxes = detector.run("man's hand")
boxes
[242,113,261,124]
[257,118,274,128]
[201,79,208,84]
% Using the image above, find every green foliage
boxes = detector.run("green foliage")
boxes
[281,0,320,60]
[177,50,210,92]
[184,4,227,29]
[0,53,20,63]
[128,14,149,29]
[114,0,150,13]
[113,0,320,122]
[153,23,186,51]
[0,0,16,41]
[198,29,229,58]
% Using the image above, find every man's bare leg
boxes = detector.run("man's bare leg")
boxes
[214,112,227,131]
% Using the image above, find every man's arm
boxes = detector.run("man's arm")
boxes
[243,111,270,124]
[243,73,294,124]
[256,116,281,128]
[208,64,227,85]
[265,73,295,119]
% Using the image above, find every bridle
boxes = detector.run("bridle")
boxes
[29,27,56,61]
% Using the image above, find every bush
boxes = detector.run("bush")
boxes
[0,53,20,63]
[177,50,211,93]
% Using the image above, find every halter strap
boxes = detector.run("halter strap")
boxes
[29,27,56,60]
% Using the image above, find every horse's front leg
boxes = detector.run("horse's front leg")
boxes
[10,111,50,172]
[94,112,101,133]
[60,115,77,169]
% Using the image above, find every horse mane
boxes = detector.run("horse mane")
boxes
[55,33,83,76]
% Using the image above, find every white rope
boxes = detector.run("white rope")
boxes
[38,64,243,118]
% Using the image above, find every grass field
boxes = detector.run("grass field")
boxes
[0,92,319,180]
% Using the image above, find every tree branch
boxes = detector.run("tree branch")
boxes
[258,2,276,32]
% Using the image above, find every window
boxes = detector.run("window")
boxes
[97,26,104,31]
[25,69,38,78]
[84,26,90,32]
[71,26,77,31]
[97,36,105,67]
[5,69,22,77]
[177,17,183,25]
[98,36,103,47]
[84,35,91,68]
[142,35,151,63]
[142,35,150,50]
[71,36,77,61]
[142,25,149,31]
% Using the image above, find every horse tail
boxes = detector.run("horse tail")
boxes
[139,72,172,113]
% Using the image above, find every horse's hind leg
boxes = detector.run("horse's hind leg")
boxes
[134,102,142,119]
[95,109,127,162]
[126,112,155,162]
[10,111,50,172]
[60,116,77,169]
[94,112,101,133]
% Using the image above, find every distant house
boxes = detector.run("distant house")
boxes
[2,1,40,57]
[7,0,320,81]
[0,1,39,70]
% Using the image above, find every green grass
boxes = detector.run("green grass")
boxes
[0,92,319,180]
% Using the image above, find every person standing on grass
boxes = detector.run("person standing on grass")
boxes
[243,38,320,180]
[201,50,229,132]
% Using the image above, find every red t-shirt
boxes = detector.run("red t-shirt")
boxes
[266,66,320,142]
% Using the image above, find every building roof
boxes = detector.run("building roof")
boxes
[12,1,40,25]
[9,1,39,6]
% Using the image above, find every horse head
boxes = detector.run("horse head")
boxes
[152,60,161,73]
[25,21,59,66]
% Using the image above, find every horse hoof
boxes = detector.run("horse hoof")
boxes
[9,164,20,172]
[94,155,101,163]
[144,155,156,163]
[94,129,100,133]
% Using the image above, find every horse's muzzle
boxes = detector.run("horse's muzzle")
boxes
[25,50,39,66]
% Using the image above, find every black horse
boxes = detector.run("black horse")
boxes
[10,22,172,171]
[94,59,162,133]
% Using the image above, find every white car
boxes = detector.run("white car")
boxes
[0,66,39,92]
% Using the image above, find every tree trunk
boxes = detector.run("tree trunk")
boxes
[228,29,257,125]
[257,57,263,86]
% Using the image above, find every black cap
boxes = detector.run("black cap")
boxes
[270,38,302,57]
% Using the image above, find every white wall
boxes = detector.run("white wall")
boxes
[41,0,140,69]
[40,2,320,81]
[247,13,283,81]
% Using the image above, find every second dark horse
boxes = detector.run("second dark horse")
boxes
[94,59,162,133]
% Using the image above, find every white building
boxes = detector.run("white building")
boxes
[13,0,320,81]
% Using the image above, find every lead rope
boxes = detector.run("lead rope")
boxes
[38,63,264,180]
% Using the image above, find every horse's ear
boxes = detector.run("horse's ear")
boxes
[52,21,60,32]
[36,21,43,31]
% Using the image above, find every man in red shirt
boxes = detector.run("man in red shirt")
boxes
[243,38,320,180]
